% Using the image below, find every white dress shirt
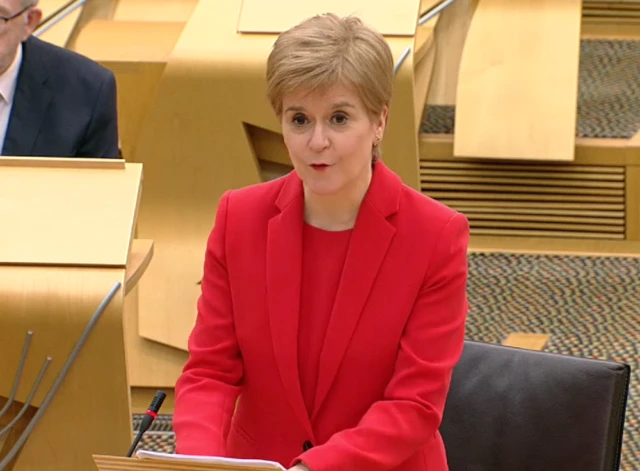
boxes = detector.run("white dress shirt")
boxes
[0,44,23,151]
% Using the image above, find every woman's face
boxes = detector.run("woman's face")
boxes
[281,84,387,198]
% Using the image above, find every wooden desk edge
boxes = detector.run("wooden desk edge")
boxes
[125,239,154,294]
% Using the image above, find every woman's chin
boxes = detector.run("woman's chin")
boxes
[302,179,343,197]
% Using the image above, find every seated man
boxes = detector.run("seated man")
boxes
[1,0,119,158]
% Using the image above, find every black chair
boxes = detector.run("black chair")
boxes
[441,340,631,471]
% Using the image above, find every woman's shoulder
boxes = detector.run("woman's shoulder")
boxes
[399,183,466,226]
[225,172,292,212]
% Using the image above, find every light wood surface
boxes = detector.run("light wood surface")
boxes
[237,0,421,35]
[383,33,434,191]
[132,0,264,351]
[426,0,479,106]
[0,158,141,267]
[454,0,582,161]
[123,240,188,389]
[0,268,132,471]
[113,0,198,22]
[502,333,550,351]
[123,287,188,387]
[94,455,280,471]
[125,240,154,294]
[579,17,640,38]
[413,29,437,127]
[0,159,151,471]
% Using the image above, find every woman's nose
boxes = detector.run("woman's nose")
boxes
[308,124,330,152]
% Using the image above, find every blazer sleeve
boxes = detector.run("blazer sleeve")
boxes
[75,71,120,158]
[295,212,469,471]
[173,190,243,455]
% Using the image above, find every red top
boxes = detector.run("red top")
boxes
[299,222,352,415]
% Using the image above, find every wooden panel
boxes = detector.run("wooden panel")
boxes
[123,287,188,388]
[581,18,640,38]
[0,267,131,471]
[471,229,624,239]
[421,159,627,239]
[583,0,640,19]
[502,333,550,351]
[113,0,198,21]
[427,0,478,105]
[125,240,154,294]
[420,134,640,166]
[74,20,184,63]
[413,27,437,130]
[94,454,282,471]
[454,0,582,161]
[133,0,266,351]
[237,0,421,35]
[627,166,640,240]
[0,158,141,267]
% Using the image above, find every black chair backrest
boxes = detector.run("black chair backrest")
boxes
[441,340,630,471]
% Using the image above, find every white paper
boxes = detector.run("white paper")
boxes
[135,450,286,470]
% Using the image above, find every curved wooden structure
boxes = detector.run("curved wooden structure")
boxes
[0,158,151,471]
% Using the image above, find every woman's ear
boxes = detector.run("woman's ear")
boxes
[375,106,389,138]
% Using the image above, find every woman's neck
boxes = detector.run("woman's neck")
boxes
[303,167,372,231]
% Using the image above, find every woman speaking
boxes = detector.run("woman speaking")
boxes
[173,12,469,471]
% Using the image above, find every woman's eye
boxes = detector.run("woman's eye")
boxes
[292,114,308,126]
[332,113,349,125]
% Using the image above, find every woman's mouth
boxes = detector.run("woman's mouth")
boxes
[310,163,330,171]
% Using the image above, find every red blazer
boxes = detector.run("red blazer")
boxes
[173,161,469,471]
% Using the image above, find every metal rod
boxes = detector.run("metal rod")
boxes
[34,0,88,38]
[394,46,412,76]
[418,0,457,26]
[0,358,51,438]
[0,332,33,420]
[0,281,122,471]
[36,0,82,29]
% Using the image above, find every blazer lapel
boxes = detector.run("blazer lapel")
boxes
[266,173,314,438]
[312,162,401,419]
[3,37,51,156]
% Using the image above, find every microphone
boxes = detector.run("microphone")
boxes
[126,390,167,458]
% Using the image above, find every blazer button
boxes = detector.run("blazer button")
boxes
[302,440,313,451]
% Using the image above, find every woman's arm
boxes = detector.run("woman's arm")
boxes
[173,190,243,456]
[293,213,469,471]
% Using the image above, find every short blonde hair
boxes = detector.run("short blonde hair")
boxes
[266,13,394,159]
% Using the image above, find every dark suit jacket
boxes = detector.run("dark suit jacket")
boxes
[2,36,119,158]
